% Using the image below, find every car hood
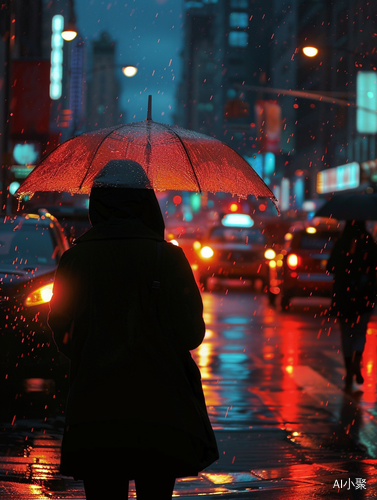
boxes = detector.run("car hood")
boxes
[0,264,56,290]
[205,242,264,251]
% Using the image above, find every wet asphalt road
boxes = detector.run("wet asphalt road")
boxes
[1,288,377,498]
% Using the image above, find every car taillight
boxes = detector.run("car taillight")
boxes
[287,253,299,270]
[25,283,54,306]
[200,246,214,259]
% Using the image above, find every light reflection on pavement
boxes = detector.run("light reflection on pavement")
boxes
[2,291,377,498]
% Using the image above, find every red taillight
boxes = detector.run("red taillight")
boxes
[287,253,299,270]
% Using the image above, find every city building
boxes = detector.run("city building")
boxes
[177,0,377,213]
[0,0,81,212]
[85,32,123,131]
[176,0,281,215]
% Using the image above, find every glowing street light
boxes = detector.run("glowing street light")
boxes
[122,66,138,77]
[62,21,78,41]
[302,46,319,58]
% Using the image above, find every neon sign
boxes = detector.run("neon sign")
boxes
[50,15,64,100]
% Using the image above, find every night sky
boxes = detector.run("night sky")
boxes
[75,0,184,125]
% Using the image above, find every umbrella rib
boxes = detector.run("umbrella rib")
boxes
[78,124,127,190]
[156,123,202,193]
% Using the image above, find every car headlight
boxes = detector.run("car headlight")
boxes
[200,246,214,259]
[25,283,54,306]
[264,249,276,260]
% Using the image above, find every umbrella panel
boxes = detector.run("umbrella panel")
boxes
[17,121,276,204]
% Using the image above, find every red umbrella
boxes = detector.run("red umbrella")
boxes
[17,96,278,212]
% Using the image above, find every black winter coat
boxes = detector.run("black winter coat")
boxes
[326,224,377,319]
[48,217,218,479]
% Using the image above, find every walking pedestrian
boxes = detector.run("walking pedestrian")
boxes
[48,160,218,499]
[327,219,377,391]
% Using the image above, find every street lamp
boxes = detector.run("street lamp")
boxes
[301,44,377,134]
[302,46,318,58]
[62,21,78,42]
[86,64,138,78]
[122,66,138,77]
[301,44,377,69]
[62,0,78,42]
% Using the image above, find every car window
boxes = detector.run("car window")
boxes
[0,222,57,266]
[209,227,266,244]
[292,232,339,251]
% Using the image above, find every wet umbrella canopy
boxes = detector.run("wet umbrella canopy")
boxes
[16,97,278,212]
[315,192,377,221]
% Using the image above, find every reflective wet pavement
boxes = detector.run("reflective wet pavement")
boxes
[1,291,377,498]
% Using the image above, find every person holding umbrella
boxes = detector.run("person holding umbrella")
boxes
[47,160,218,499]
[326,220,377,392]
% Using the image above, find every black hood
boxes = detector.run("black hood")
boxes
[88,160,165,238]
[89,186,165,238]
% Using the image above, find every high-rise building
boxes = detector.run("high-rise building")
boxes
[85,32,123,131]
[271,0,377,201]
[69,40,86,134]
[178,0,377,210]
[177,0,273,151]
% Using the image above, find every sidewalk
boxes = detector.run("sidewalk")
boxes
[0,426,376,499]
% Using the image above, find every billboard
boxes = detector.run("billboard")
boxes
[10,60,51,139]
[255,100,282,154]
[316,163,360,194]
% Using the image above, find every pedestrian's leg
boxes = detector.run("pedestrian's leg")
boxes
[135,475,175,500]
[340,319,353,390]
[83,476,129,500]
[350,313,370,385]
[353,351,364,384]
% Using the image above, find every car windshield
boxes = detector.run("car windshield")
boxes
[292,232,339,251]
[0,220,57,267]
[209,226,266,244]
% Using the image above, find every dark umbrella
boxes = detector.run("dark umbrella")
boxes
[314,192,377,220]
[16,96,278,212]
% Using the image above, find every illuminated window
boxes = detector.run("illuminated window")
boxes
[230,0,248,6]
[229,12,248,28]
[229,31,248,47]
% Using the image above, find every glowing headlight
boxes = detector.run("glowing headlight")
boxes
[264,249,276,260]
[25,283,54,306]
[200,246,214,259]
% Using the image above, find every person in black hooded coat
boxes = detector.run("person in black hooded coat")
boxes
[327,220,377,391]
[48,160,218,500]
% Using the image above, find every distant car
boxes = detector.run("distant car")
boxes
[195,213,272,291]
[55,211,91,244]
[0,211,70,394]
[280,219,342,311]
[165,223,204,270]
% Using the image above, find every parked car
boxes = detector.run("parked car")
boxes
[279,218,342,311]
[0,211,70,394]
[195,213,272,291]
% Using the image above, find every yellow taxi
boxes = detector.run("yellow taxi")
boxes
[194,213,273,291]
